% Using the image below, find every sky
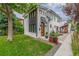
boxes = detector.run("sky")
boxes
[14,3,70,20]
[41,3,70,20]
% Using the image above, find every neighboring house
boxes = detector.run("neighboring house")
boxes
[13,11,24,25]
[58,21,68,33]
[24,5,63,40]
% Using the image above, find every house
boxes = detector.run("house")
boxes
[57,21,68,33]
[13,11,24,24]
[24,5,62,40]
[60,23,68,33]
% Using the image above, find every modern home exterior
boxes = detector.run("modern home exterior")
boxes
[24,6,62,39]
[24,5,63,40]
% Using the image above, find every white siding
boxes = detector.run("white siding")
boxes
[24,15,37,38]
[24,16,29,35]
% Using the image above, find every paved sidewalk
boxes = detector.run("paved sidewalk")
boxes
[54,32,73,56]
[45,43,61,56]
[58,33,68,43]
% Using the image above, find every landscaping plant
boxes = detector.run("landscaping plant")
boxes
[45,32,48,39]
[49,31,59,44]
[72,32,79,56]
[72,23,79,56]
[0,12,24,36]
[49,31,54,43]
[52,32,59,44]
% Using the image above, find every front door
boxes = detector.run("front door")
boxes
[41,22,45,36]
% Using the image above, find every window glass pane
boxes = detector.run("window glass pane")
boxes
[29,9,37,33]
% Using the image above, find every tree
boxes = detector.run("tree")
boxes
[64,3,79,23]
[0,12,22,35]
[0,12,7,35]
[0,3,37,41]
[64,3,79,32]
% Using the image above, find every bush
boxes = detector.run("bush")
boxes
[14,20,24,34]
[72,32,79,56]
[76,23,79,32]
[0,12,8,35]
[0,12,24,35]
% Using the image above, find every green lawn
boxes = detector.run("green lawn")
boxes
[72,32,79,56]
[0,35,52,56]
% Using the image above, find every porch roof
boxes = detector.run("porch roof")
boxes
[56,21,68,27]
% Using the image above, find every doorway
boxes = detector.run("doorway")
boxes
[40,22,45,36]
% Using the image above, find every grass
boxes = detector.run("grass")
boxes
[72,32,79,56]
[0,35,52,56]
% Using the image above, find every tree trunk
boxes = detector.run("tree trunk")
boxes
[5,4,13,41]
[7,13,13,41]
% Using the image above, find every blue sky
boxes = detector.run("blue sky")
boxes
[15,3,70,20]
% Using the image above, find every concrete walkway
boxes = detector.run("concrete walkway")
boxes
[58,33,68,43]
[54,32,73,56]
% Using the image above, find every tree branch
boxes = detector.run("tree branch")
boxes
[0,7,7,14]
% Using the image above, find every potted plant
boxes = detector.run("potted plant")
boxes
[52,32,59,44]
[49,31,59,44]
[45,32,48,39]
[49,31,54,43]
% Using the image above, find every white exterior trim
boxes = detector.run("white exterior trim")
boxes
[24,6,66,41]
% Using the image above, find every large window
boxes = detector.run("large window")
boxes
[29,9,37,33]
[29,24,36,33]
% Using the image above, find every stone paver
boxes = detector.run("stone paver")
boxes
[54,32,73,56]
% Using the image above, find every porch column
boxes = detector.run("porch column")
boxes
[24,15,29,35]
[37,7,40,38]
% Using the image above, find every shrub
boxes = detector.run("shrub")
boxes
[0,12,24,35]
[14,20,24,34]
[72,32,79,56]
[76,23,79,32]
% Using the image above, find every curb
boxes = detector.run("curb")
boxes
[44,43,61,56]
